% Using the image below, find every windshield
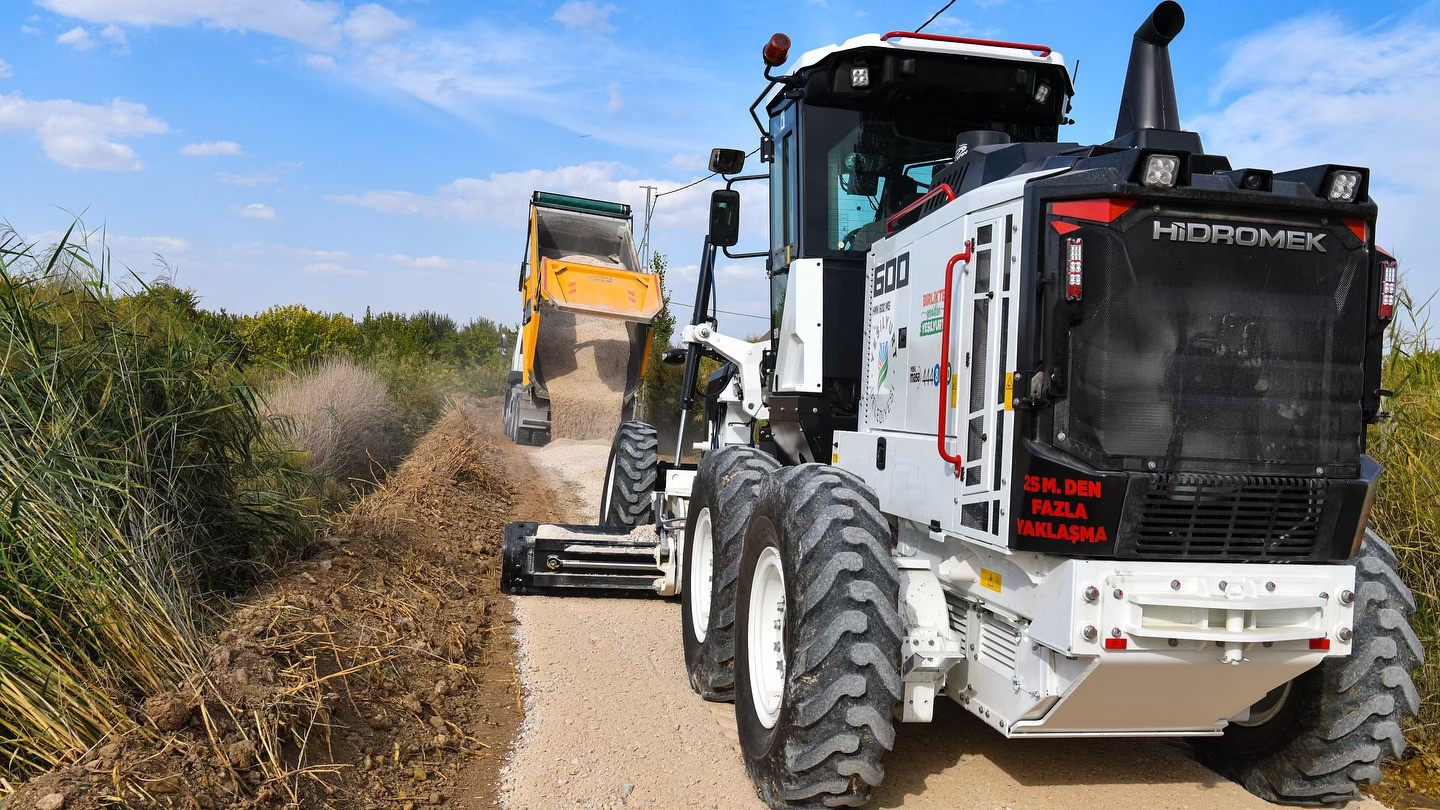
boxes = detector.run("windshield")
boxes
[802,105,956,259]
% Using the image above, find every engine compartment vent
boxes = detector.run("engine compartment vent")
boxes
[977,613,1021,676]
[1123,474,1328,560]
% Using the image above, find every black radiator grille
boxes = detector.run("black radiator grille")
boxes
[1128,474,1328,559]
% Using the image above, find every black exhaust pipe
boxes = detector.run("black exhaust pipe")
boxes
[1114,1,1186,139]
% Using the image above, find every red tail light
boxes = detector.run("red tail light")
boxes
[1379,253,1398,321]
[1309,637,1331,651]
[1065,237,1083,301]
[1103,637,1128,650]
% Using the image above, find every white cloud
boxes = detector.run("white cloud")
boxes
[101,24,130,54]
[0,92,166,170]
[56,23,128,53]
[37,0,344,49]
[328,160,764,236]
[180,139,245,157]
[1190,11,1440,301]
[305,53,337,71]
[57,25,97,51]
[216,161,300,187]
[381,253,454,269]
[304,261,364,276]
[342,4,411,44]
[553,1,617,34]
[20,25,41,36]
[0,59,11,79]
[605,81,623,113]
[240,202,278,220]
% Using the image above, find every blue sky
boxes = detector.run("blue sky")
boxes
[1,0,1435,329]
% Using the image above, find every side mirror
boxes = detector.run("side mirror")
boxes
[708,189,741,248]
[709,148,747,175]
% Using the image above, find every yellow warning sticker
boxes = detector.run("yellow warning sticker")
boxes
[980,568,1002,592]
[1004,372,1014,411]
[950,372,959,408]
[831,452,839,464]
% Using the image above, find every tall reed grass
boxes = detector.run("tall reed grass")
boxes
[0,225,314,790]
[1369,290,1440,729]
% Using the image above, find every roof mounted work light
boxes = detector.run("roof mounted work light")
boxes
[1141,153,1181,188]
[1326,169,1363,202]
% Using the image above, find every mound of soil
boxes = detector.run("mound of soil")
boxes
[7,403,556,810]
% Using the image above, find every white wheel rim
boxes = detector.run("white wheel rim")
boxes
[1234,681,1292,727]
[747,545,787,729]
[688,508,715,642]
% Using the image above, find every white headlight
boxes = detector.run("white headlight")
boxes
[851,67,870,88]
[1327,170,1361,202]
[1142,154,1180,189]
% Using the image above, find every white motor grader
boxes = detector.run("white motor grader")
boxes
[502,3,1422,806]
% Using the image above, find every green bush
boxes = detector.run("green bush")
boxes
[0,226,315,785]
[240,303,360,366]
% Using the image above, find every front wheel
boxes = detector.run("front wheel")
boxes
[598,420,658,527]
[682,446,780,701]
[1193,530,1423,804]
[735,465,902,809]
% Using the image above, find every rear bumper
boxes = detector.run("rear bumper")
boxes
[932,556,1356,736]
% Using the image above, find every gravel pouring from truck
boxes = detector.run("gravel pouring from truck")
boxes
[502,192,663,445]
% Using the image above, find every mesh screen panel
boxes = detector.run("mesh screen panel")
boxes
[1063,218,1367,474]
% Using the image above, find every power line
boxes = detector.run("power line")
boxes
[916,0,959,32]
[669,300,769,321]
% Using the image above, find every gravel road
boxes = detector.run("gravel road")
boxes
[500,438,1387,810]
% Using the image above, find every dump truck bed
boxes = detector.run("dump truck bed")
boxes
[504,192,662,445]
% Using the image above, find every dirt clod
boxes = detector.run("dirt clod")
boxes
[34,793,65,810]
[140,694,191,732]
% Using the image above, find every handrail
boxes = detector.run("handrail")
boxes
[937,240,973,476]
[881,31,1053,58]
[886,183,955,235]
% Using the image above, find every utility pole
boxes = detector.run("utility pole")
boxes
[639,184,658,269]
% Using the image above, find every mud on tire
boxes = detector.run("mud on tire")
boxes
[1194,530,1423,805]
[599,420,658,527]
[735,464,902,808]
[682,446,780,701]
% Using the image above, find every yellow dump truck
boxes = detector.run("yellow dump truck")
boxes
[502,192,664,445]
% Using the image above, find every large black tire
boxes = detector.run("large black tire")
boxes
[502,386,518,442]
[734,465,902,809]
[1194,530,1423,805]
[682,446,781,701]
[598,420,659,527]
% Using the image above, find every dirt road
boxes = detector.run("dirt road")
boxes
[500,437,1387,810]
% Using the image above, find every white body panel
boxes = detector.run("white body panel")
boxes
[773,258,824,394]
[844,170,1061,548]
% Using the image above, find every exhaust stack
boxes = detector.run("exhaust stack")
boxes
[1114,1,1186,139]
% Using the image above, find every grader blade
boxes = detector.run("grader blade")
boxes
[500,522,665,598]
